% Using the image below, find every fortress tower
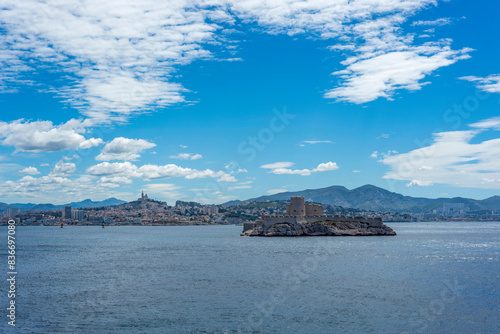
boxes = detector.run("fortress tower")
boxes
[285,196,324,216]
[286,196,306,216]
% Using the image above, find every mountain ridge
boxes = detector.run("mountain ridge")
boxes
[223,184,500,212]
[0,198,126,212]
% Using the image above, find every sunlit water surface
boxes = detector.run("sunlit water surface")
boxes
[1,222,499,333]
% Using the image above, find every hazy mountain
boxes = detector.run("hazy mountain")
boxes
[0,198,126,212]
[66,198,126,208]
[224,184,500,212]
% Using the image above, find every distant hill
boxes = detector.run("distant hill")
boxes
[66,198,126,208]
[175,200,202,208]
[0,198,126,212]
[223,184,500,213]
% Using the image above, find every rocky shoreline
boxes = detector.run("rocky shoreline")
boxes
[241,220,396,237]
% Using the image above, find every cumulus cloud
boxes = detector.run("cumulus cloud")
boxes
[169,153,203,160]
[0,173,129,203]
[312,162,339,172]
[20,166,40,175]
[51,161,76,176]
[96,137,156,161]
[86,161,236,182]
[0,119,102,152]
[460,74,500,93]
[407,180,434,187]
[261,161,338,176]
[80,138,105,150]
[382,117,500,189]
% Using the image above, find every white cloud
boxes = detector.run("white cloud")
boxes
[0,0,470,121]
[51,161,76,176]
[169,153,203,160]
[0,0,226,121]
[412,18,452,26]
[260,162,294,169]
[20,166,40,175]
[80,138,105,150]
[86,161,236,182]
[312,162,339,172]
[470,117,500,130]
[98,176,133,185]
[299,140,333,147]
[227,185,252,191]
[460,75,500,93]
[371,150,398,159]
[328,44,355,51]
[262,161,338,176]
[407,180,434,187]
[0,119,102,152]
[0,172,130,204]
[326,44,471,104]
[143,183,184,201]
[227,180,253,191]
[382,117,500,189]
[271,168,312,176]
[96,137,156,161]
[352,170,361,173]
[180,145,188,149]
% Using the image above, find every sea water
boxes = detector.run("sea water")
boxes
[0,222,499,333]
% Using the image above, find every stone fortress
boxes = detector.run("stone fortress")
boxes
[286,196,323,216]
[242,196,395,236]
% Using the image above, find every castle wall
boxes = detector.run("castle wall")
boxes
[262,215,383,229]
[305,203,323,216]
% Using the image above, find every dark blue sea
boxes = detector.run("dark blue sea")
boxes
[1,222,499,333]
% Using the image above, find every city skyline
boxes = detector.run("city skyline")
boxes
[1,0,500,205]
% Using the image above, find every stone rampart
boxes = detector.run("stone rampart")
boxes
[263,215,382,228]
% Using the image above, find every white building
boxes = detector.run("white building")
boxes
[6,208,20,218]
[71,210,85,220]
[204,206,219,215]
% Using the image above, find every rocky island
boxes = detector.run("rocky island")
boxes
[241,196,396,237]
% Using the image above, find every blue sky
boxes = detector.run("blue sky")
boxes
[1,0,500,205]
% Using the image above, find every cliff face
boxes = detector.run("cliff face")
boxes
[241,221,396,237]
